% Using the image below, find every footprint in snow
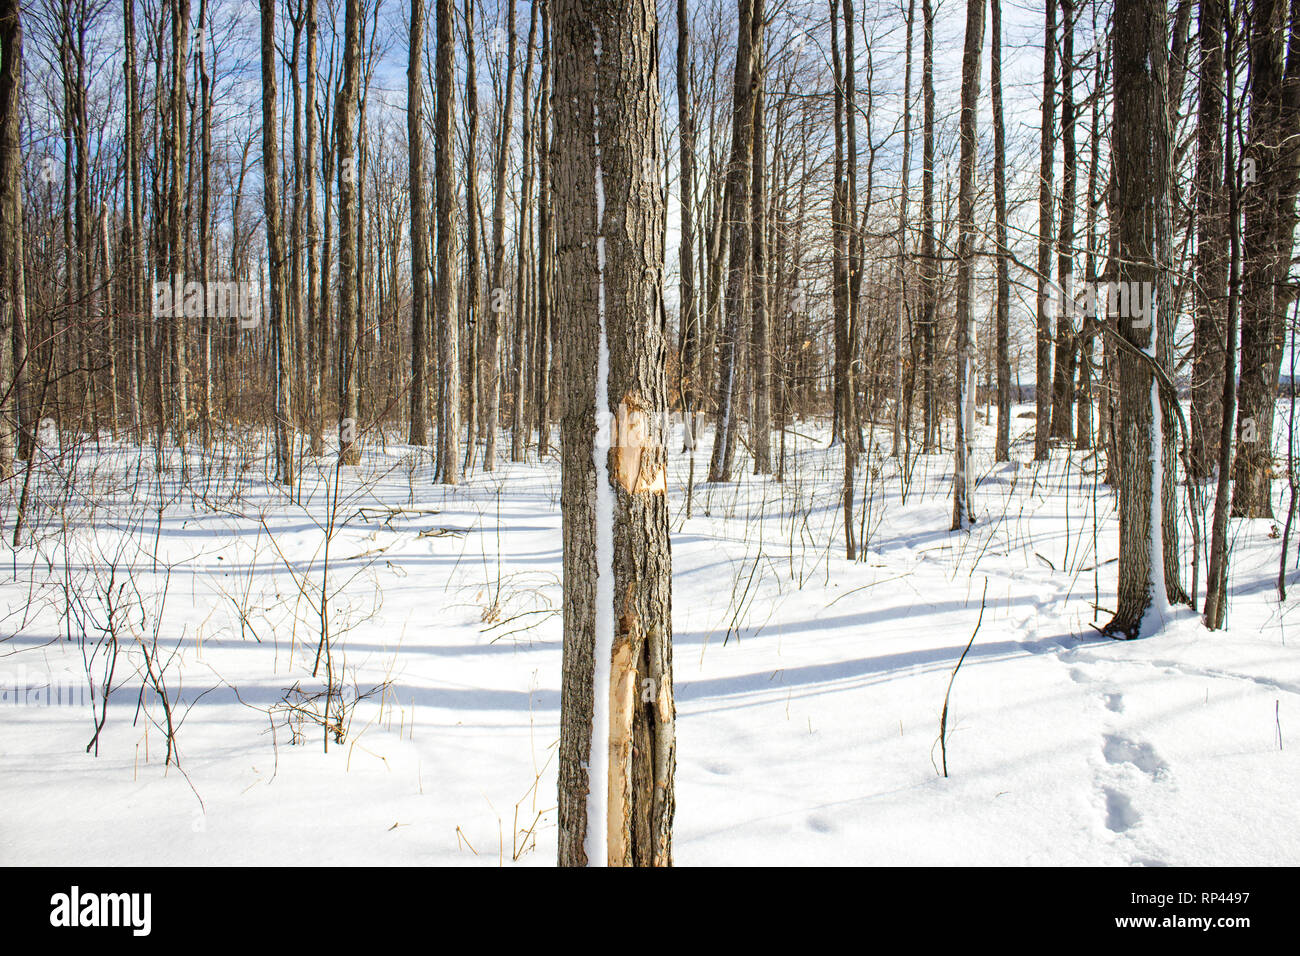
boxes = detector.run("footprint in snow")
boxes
[1102,734,1168,779]
[806,815,834,834]
[1103,788,1141,833]
[1104,692,1125,714]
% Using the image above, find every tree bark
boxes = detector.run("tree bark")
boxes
[336,0,362,465]
[556,0,674,867]
[920,0,937,452]
[952,0,984,529]
[895,0,915,460]
[1190,0,1227,478]
[261,0,294,485]
[1106,0,1180,638]
[991,0,1010,461]
[169,0,191,449]
[464,0,484,470]
[511,2,540,464]
[532,0,552,458]
[1206,0,1241,629]
[676,0,698,454]
[1034,0,1056,460]
[0,0,19,479]
[305,0,322,455]
[707,0,755,483]
[750,0,770,475]
[434,0,459,482]
[408,0,429,445]
[1050,0,1077,442]
[483,0,517,471]
[1233,0,1300,516]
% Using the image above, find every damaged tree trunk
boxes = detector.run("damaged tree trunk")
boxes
[556,0,674,867]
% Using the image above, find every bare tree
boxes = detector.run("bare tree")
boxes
[0,0,19,479]
[262,0,294,484]
[1034,0,1055,461]
[556,0,674,867]
[1233,0,1300,517]
[952,0,984,529]
[1190,0,1227,478]
[408,0,429,445]
[1105,0,1181,638]
[434,0,459,482]
[991,0,1009,461]
[707,0,756,483]
[919,0,937,452]
[893,0,915,460]
[337,0,362,465]
[749,0,770,475]
[483,0,517,471]
[1050,0,1077,442]
[676,0,698,458]
[464,0,484,469]
[1206,0,1241,630]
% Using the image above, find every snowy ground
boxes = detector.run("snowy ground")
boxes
[2,406,1298,866]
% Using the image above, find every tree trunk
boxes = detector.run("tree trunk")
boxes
[305,0,322,455]
[991,0,1010,461]
[511,1,540,464]
[197,0,213,449]
[1106,0,1179,638]
[434,0,460,482]
[952,0,984,530]
[1190,0,1227,478]
[920,0,937,453]
[749,0,770,475]
[261,0,293,484]
[337,0,361,465]
[533,0,552,458]
[1075,6,1102,452]
[1034,0,1056,460]
[0,0,19,479]
[894,0,915,459]
[1233,0,1300,517]
[707,0,755,483]
[483,0,517,471]
[288,4,306,437]
[464,0,484,470]
[556,0,674,867]
[169,0,191,449]
[408,0,429,445]
[1206,0,1241,630]
[1050,0,1076,442]
[676,0,698,455]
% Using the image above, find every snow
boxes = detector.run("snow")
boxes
[2,407,1299,866]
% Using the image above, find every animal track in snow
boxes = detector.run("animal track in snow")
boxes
[1103,788,1140,833]
[1148,659,1300,698]
[1102,734,1168,778]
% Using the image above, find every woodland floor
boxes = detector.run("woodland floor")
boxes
[2,405,1298,865]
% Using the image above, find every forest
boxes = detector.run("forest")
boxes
[1,0,1298,869]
